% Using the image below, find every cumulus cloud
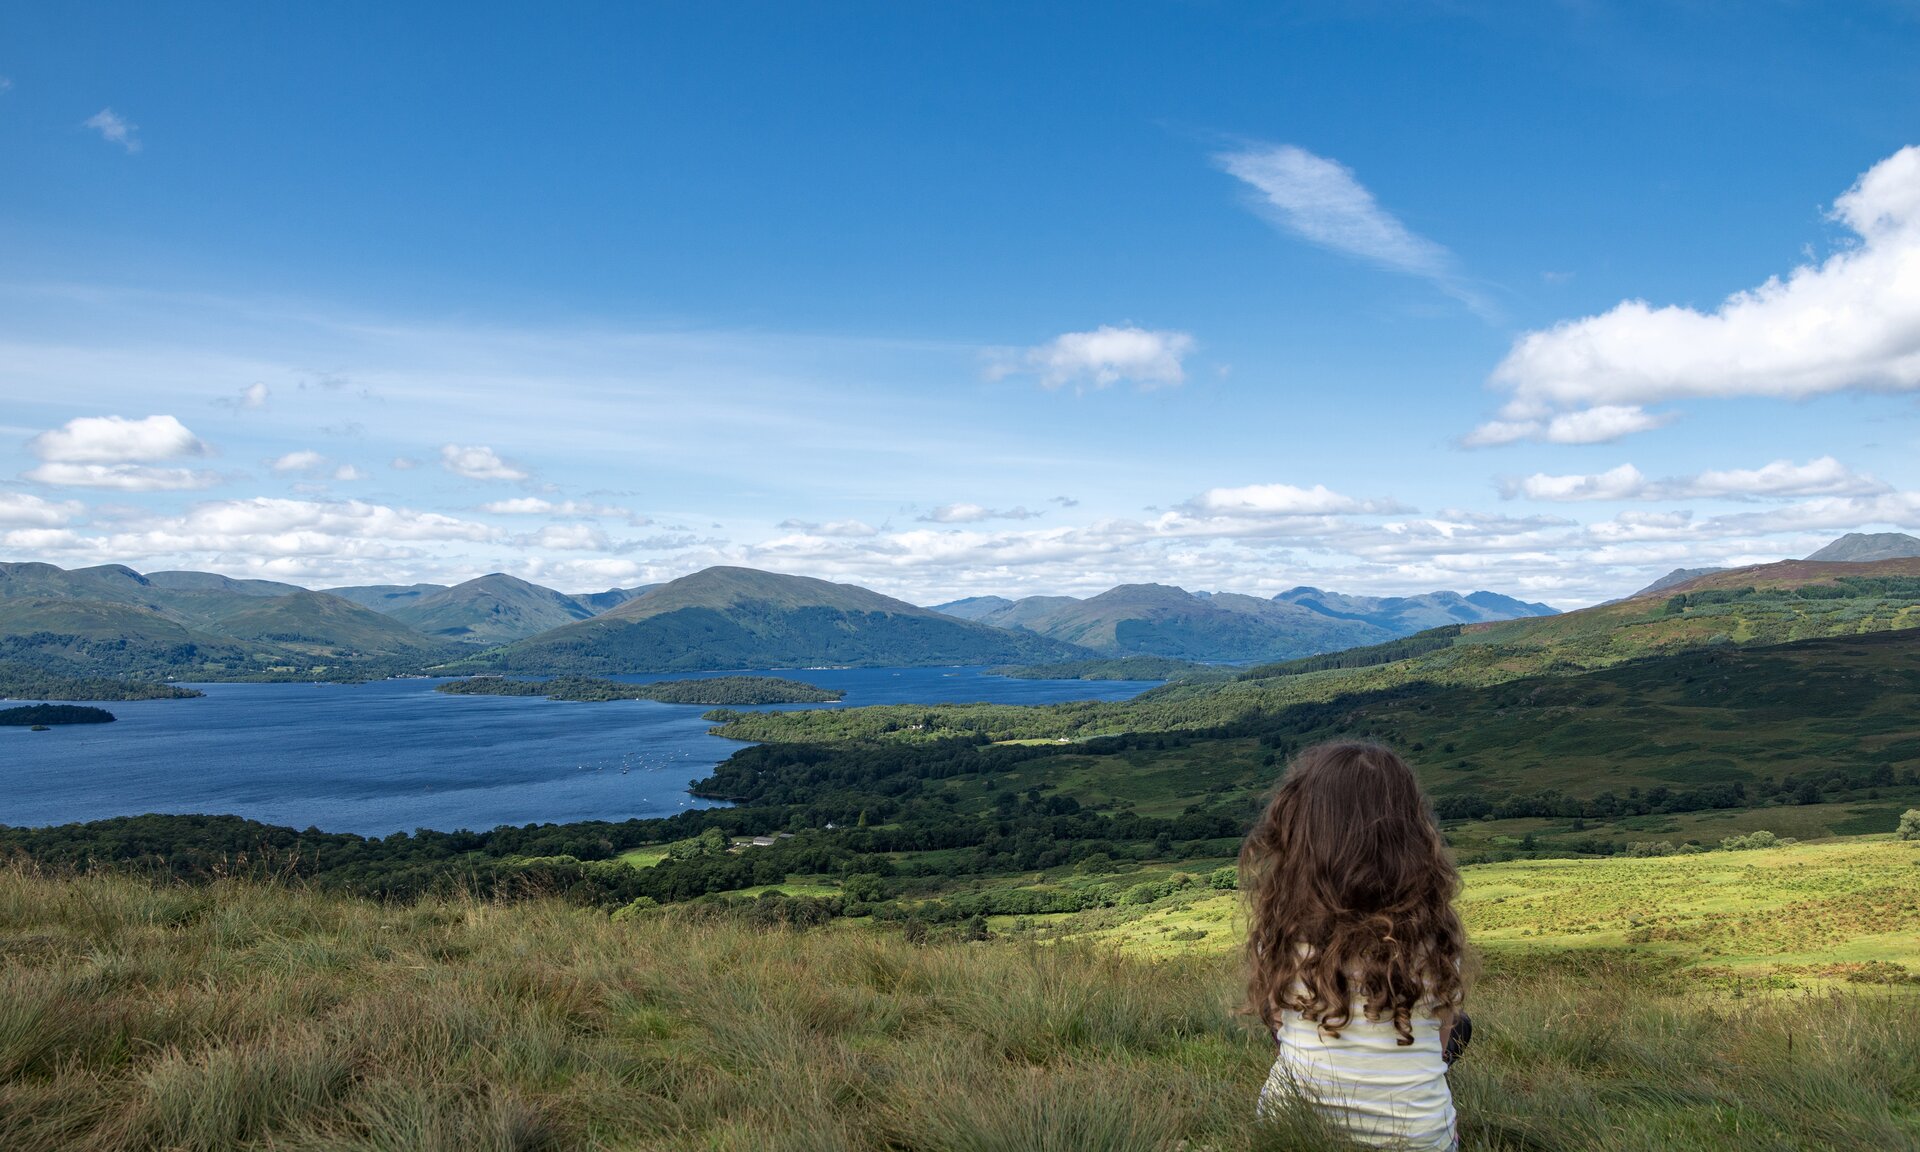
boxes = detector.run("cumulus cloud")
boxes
[1002,326,1195,391]
[31,414,205,464]
[271,450,327,474]
[917,503,1043,524]
[1508,457,1889,503]
[0,493,82,527]
[84,108,141,152]
[440,443,527,481]
[333,464,364,481]
[1474,145,1920,444]
[1180,482,1408,517]
[24,414,219,490]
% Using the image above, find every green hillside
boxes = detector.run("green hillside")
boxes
[0,562,459,678]
[979,583,1389,662]
[318,582,449,612]
[714,556,1920,747]
[474,566,1090,672]
[389,573,598,643]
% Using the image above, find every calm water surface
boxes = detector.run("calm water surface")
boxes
[1,667,1156,835]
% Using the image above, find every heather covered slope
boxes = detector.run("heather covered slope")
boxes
[474,566,1090,672]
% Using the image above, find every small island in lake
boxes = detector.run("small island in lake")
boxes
[0,703,117,726]
[436,674,844,706]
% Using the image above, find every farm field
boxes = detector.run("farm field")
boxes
[1008,837,1920,980]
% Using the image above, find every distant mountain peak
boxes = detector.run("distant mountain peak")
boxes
[1804,532,1920,563]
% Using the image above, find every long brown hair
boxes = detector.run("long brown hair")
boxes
[1240,741,1464,1043]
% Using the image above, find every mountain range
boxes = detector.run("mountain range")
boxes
[932,582,1557,664]
[0,531,1908,681]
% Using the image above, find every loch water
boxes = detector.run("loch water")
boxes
[1,667,1158,835]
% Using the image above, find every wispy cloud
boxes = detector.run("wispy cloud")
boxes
[214,382,270,412]
[83,108,141,153]
[995,325,1195,391]
[917,503,1043,524]
[1217,143,1488,315]
[1472,145,1920,446]
[1505,457,1889,503]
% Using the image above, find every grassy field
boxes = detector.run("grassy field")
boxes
[1000,838,1920,982]
[3,866,1917,1151]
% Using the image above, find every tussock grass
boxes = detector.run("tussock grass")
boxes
[1,867,1914,1150]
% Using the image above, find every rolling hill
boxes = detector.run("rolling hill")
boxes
[473,565,1092,672]
[321,582,449,612]
[944,581,1558,664]
[330,577,655,641]
[1271,586,1556,632]
[0,561,457,677]
[966,583,1389,663]
[386,573,599,643]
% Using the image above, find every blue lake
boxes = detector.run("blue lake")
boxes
[0,668,1157,835]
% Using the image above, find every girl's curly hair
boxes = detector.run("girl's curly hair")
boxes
[1240,741,1465,1044]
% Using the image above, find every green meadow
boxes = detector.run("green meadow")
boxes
[1018,837,1920,982]
[4,864,1916,1152]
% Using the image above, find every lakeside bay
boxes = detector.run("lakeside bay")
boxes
[0,667,1158,836]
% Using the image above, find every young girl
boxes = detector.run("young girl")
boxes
[1241,741,1469,1151]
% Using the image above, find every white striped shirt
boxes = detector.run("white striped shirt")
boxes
[1259,1003,1457,1151]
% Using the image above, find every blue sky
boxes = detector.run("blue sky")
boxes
[3,2,1920,605]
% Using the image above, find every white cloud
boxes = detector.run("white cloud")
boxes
[1008,326,1195,391]
[1476,145,1920,444]
[22,463,219,491]
[480,496,636,519]
[1509,456,1889,503]
[1181,482,1406,517]
[525,523,613,551]
[1468,405,1673,447]
[776,518,879,538]
[30,414,206,464]
[1509,463,1651,502]
[1219,144,1447,275]
[440,443,527,481]
[84,108,141,153]
[0,492,82,527]
[918,503,1042,523]
[23,414,218,490]
[390,456,420,470]
[333,464,364,481]
[271,450,326,474]
[1217,143,1485,313]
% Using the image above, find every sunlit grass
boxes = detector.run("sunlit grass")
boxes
[5,861,1919,1150]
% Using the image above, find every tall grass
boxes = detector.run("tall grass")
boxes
[0,868,1912,1150]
